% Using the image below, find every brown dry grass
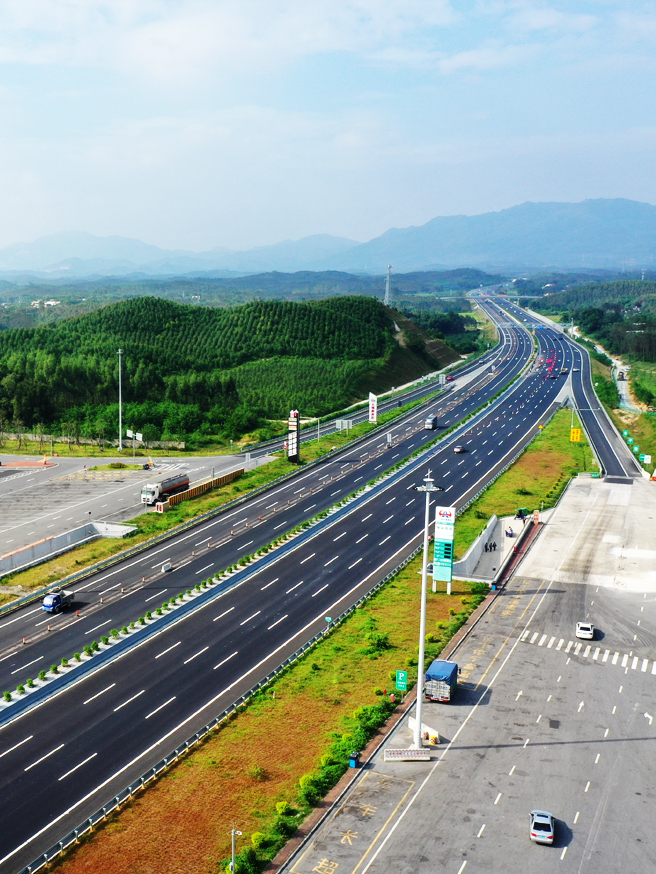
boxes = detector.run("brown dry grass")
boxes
[52,555,469,874]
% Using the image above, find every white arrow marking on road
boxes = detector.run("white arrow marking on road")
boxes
[645,713,654,725]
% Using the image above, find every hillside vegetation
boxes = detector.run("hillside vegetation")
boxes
[0,295,458,445]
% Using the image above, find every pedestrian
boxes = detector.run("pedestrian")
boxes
[493,541,497,551]
[484,543,488,553]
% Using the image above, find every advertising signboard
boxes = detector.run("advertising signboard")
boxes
[368,392,378,424]
[433,505,456,592]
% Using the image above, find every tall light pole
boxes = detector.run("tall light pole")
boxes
[118,349,123,452]
[413,469,443,749]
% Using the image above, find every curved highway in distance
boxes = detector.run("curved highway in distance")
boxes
[0,307,584,874]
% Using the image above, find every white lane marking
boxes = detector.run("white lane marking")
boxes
[145,697,176,720]
[547,636,555,648]
[0,735,33,759]
[406,498,415,506]
[645,713,654,726]
[144,589,167,603]
[330,490,341,496]
[25,743,65,771]
[642,659,649,672]
[83,683,116,705]
[348,558,363,569]
[523,738,530,748]
[114,690,145,712]
[538,634,547,646]
[457,863,467,874]
[300,553,315,565]
[560,847,567,861]
[509,765,515,776]
[356,534,368,543]
[214,607,235,622]
[305,504,317,512]
[261,578,279,591]
[0,606,42,632]
[10,656,43,675]
[584,781,590,792]
[195,537,211,546]
[632,656,639,670]
[477,824,485,837]
[594,754,600,764]
[583,645,591,658]
[59,752,97,781]
[621,654,628,667]
[619,686,623,693]
[195,563,214,575]
[612,652,619,665]
[239,611,261,626]
[404,516,416,526]
[361,513,373,521]
[604,728,609,737]
[556,639,564,650]
[574,643,582,655]
[214,651,238,670]
[84,620,112,635]
[333,532,346,541]
[565,641,573,653]
[536,714,541,723]
[324,556,339,567]
[530,632,538,644]
[379,536,391,545]
[286,581,304,594]
[515,691,522,701]
[273,521,288,530]
[652,662,656,675]
[268,615,288,630]
[602,650,609,662]
[312,585,329,598]
[184,646,209,665]
[383,515,394,523]
[155,642,181,659]
[238,541,253,549]
[494,792,502,805]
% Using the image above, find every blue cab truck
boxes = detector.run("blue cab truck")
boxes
[425,659,458,702]
[42,589,74,614]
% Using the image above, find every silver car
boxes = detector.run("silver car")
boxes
[529,810,555,844]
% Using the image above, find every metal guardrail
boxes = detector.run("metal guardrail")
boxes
[15,540,427,874]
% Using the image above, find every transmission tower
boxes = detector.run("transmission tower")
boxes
[384,265,392,306]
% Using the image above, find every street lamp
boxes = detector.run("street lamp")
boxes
[229,828,242,872]
[413,469,443,749]
[118,349,123,453]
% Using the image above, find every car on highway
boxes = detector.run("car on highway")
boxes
[573,367,580,372]
[576,622,595,640]
[445,375,455,382]
[529,810,555,844]
[453,445,465,453]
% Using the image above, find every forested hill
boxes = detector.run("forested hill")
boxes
[0,295,392,373]
[534,280,656,314]
[0,295,457,443]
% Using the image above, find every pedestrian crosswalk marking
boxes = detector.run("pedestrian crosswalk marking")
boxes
[521,634,656,678]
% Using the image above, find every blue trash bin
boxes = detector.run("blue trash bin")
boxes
[349,752,360,768]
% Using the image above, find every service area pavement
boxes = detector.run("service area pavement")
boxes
[283,478,656,874]
[0,453,262,553]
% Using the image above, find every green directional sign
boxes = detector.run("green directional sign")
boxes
[634,446,640,454]
[628,437,634,444]
[622,429,629,437]
[395,670,408,692]
[639,454,646,462]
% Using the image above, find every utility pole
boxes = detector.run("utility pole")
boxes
[384,264,392,307]
[229,828,242,872]
[413,470,442,749]
[118,348,123,452]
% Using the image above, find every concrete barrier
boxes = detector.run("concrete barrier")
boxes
[452,514,497,579]
[0,522,137,579]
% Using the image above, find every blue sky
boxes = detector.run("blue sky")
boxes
[0,0,653,250]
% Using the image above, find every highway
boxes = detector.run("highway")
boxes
[0,305,531,691]
[0,302,578,872]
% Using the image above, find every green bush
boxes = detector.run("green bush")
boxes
[26,678,34,688]
[250,832,266,850]
[3,691,11,701]
[101,636,109,645]
[51,664,58,674]
[16,684,25,695]
[121,626,128,634]
[156,608,162,616]
[146,611,152,620]
[275,800,292,815]
[83,645,92,656]
[110,629,119,639]
[61,657,68,667]
[139,616,146,625]
[91,641,100,651]
[74,652,81,661]
[38,670,46,680]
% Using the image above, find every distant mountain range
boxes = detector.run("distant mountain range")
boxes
[1,199,654,280]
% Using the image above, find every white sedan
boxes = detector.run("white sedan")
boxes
[576,622,595,640]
